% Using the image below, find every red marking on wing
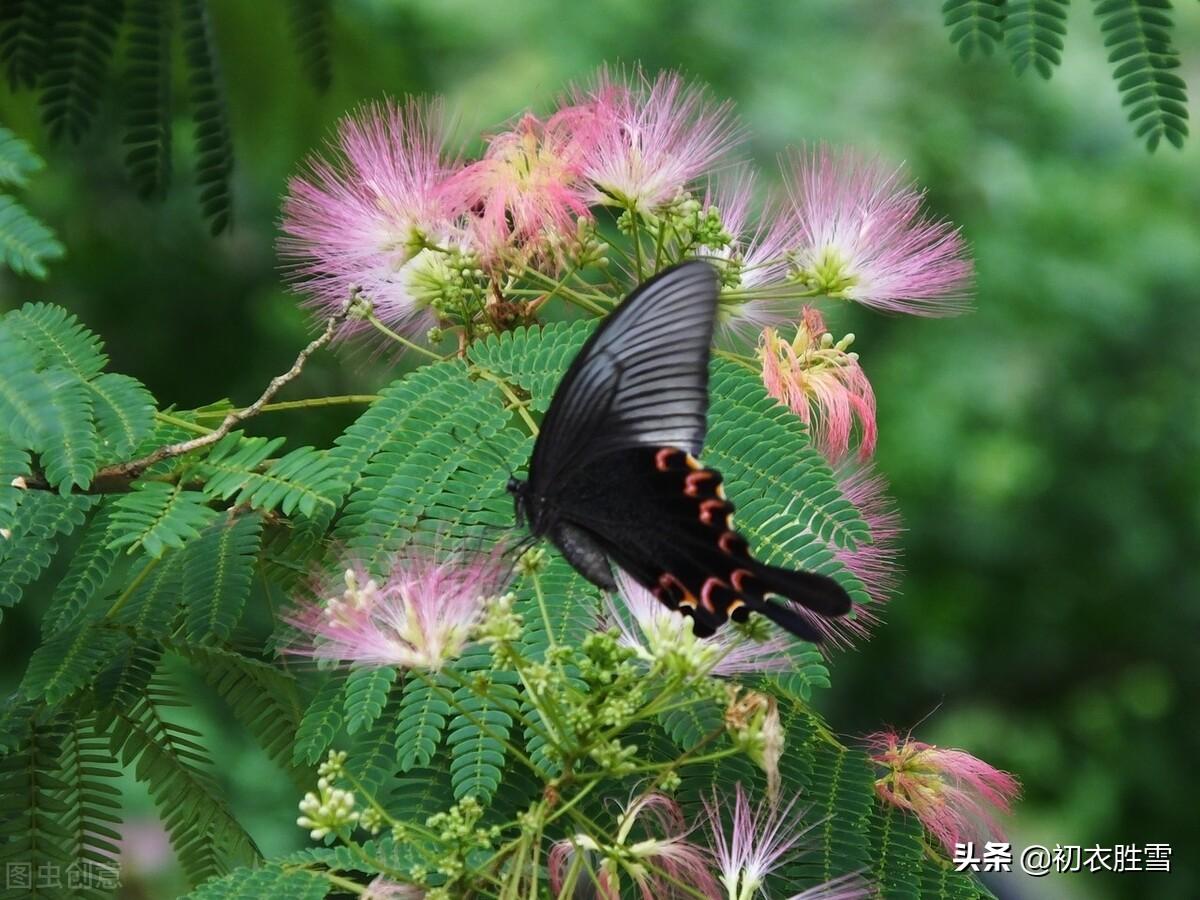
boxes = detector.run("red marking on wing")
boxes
[700,576,729,613]
[730,568,755,592]
[718,531,748,557]
[699,498,731,526]
[658,572,697,609]
[684,470,719,497]
[655,447,683,472]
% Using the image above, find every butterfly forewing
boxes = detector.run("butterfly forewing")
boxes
[528,261,718,499]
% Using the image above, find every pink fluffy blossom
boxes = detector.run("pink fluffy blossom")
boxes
[782,145,972,315]
[439,110,594,265]
[704,783,871,900]
[759,307,877,463]
[867,729,1020,855]
[834,464,902,612]
[568,66,743,213]
[699,169,804,342]
[549,792,719,899]
[704,782,808,895]
[280,98,460,338]
[609,570,793,677]
[282,550,507,671]
[362,877,424,899]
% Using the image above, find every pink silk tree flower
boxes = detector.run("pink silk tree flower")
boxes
[608,570,794,677]
[867,729,1020,856]
[568,65,743,214]
[782,145,972,316]
[759,307,878,463]
[784,873,873,900]
[282,550,507,671]
[362,877,424,899]
[280,98,461,338]
[439,110,594,266]
[698,169,807,343]
[704,782,807,898]
[781,463,903,651]
[834,464,902,610]
[549,792,720,900]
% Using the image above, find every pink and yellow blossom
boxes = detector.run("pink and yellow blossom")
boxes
[440,110,594,265]
[609,571,793,677]
[759,307,877,463]
[282,550,507,671]
[549,792,720,899]
[783,145,972,316]
[867,729,1020,855]
[280,98,460,337]
[568,66,743,214]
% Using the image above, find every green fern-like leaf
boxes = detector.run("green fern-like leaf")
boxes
[108,481,219,558]
[331,361,511,564]
[0,715,75,889]
[287,0,332,91]
[106,677,260,885]
[87,372,157,463]
[124,0,173,199]
[176,644,303,776]
[0,0,50,89]
[0,305,147,490]
[0,193,65,278]
[1093,0,1189,150]
[40,0,125,143]
[349,707,401,798]
[3,301,107,379]
[110,551,184,636]
[196,433,340,518]
[0,437,31,524]
[1003,0,1069,78]
[870,803,926,900]
[181,513,263,642]
[182,864,331,900]
[922,861,997,899]
[0,491,94,616]
[0,125,45,188]
[294,671,347,766]
[20,620,132,705]
[942,0,1004,59]
[446,647,520,804]
[35,368,101,492]
[344,666,397,736]
[781,710,876,887]
[43,503,117,634]
[180,0,234,233]
[54,715,124,889]
[468,320,590,413]
[394,671,453,772]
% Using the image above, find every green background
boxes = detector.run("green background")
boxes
[1,2,1196,898]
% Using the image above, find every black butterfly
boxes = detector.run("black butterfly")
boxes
[507,260,851,641]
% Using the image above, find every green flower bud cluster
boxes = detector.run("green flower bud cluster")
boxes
[407,247,487,322]
[788,245,859,297]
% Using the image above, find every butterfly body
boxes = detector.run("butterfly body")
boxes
[508,261,851,642]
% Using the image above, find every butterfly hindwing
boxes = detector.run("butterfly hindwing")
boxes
[550,446,851,640]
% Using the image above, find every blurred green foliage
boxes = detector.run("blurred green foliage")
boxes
[1,2,1196,898]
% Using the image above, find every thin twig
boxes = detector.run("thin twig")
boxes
[95,305,354,482]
